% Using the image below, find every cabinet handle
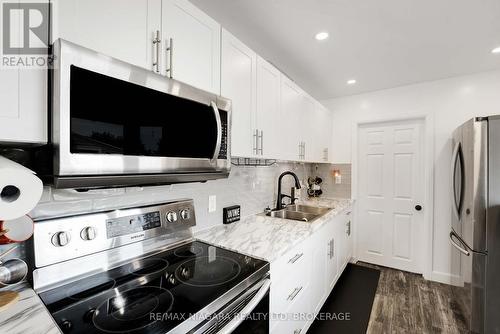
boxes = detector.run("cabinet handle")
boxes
[166,38,173,78]
[328,239,335,259]
[294,330,302,334]
[152,30,161,73]
[287,286,303,301]
[288,253,304,264]
[303,142,306,160]
[253,129,259,155]
[259,130,264,155]
[346,221,351,236]
[323,148,328,161]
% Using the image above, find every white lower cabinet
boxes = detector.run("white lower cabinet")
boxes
[270,210,353,333]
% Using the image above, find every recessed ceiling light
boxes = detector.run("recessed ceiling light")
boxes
[347,79,357,85]
[492,46,500,54]
[315,32,329,41]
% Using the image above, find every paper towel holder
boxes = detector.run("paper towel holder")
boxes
[0,185,21,203]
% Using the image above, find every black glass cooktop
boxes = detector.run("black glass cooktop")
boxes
[38,241,269,334]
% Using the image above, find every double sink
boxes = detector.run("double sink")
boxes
[265,204,332,223]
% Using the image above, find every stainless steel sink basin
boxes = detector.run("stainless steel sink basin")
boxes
[266,210,319,222]
[285,204,332,215]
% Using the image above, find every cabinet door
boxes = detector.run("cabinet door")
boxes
[52,0,161,71]
[301,93,316,162]
[345,212,353,263]
[310,229,328,314]
[280,75,302,160]
[0,1,47,144]
[256,57,281,159]
[325,223,338,291]
[162,0,221,93]
[221,29,257,158]
[316,103,333,162]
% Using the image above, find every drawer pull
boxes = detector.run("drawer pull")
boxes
[294,330,302,334]
[287,286,303,301]
[288,253,304,264]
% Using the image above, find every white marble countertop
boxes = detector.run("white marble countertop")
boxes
[0,282,61,334]
[195,198,353,263]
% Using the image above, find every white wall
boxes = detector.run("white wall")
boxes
[322,69,500,284]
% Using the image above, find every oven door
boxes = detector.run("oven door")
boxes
[52,39,231,187]
[194,277,270,334]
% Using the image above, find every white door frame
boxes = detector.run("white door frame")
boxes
[351,113,434,280]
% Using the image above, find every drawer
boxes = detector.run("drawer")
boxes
[271,241,311,281]
[271,268,309,315]
[271,285,310,334]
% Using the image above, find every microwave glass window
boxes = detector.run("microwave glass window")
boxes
[70,65,218,158]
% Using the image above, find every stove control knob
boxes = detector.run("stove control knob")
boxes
[60,320,72,331]
[180,209,190,220]
[52,231,70,247]
[80,227,97,241]
[83,308,97,323]
[166,211,178,223]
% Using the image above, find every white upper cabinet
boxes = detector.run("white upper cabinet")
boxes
[256,57,281,159]
[161,0,221,94]
[52,0,162,71]
[306,102,333,162]
[300,93,317,162]
[280,75,302,161]
[0,0,48,145]
[221,29,257,158]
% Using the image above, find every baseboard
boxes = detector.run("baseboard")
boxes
[428,270,461,286]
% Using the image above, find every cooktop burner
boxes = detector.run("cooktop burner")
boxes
[38,241,269,334]
[175,256,241,287]
[66,277,116,301]
[173,244,203,257]
[126,258,169,276]
[93,286,174,333]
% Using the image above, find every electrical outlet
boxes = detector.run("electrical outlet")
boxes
[208,195,217,213]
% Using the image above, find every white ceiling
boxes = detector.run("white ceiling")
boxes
[190,0,500,99]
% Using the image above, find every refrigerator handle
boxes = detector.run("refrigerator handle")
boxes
[450,231,470,256]
[451,142,464,220]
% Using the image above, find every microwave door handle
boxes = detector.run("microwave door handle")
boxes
[211,101,222,162]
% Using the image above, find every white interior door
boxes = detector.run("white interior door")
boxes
[357,119,424,273]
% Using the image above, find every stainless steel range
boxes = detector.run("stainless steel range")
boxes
[31,200,270,334]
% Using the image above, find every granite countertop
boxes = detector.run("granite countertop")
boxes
[0,282,61,334]
[195,198,353,263]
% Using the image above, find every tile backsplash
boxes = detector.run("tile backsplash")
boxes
[308,163,352,199]
[30,162,313,232]
[1,161,351,261]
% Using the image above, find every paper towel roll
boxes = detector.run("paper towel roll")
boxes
[0,156,43,220]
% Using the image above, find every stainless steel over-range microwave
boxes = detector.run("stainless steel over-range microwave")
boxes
[51,39,231,189]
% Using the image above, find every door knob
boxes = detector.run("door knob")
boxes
[415,205,422,211]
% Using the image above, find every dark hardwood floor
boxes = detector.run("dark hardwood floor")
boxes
[356,262,469,334]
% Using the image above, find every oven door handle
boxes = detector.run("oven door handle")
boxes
[211,101,222,163]
[218,278,271,334]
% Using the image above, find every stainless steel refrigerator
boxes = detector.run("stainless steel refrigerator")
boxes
[450,116,500,334]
